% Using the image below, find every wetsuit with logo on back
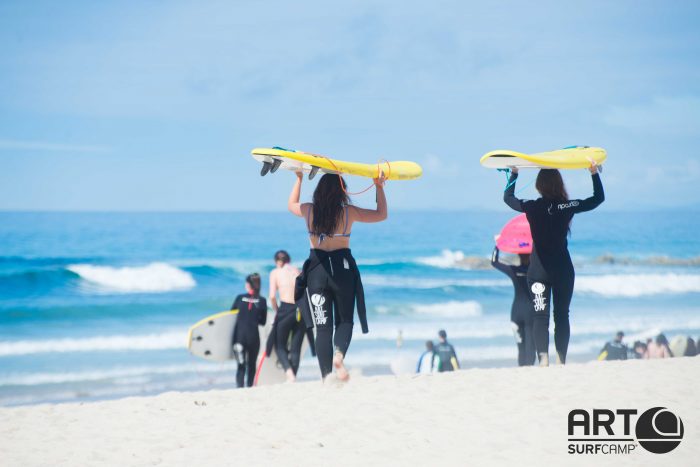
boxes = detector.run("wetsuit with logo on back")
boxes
[231,293,267,387]
[504,172,604,363]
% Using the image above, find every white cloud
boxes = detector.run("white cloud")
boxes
[604,96,700,135]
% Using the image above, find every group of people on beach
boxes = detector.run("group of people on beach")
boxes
[598,331,699,361]
[232,160,605,384]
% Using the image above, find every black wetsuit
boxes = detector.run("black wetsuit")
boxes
[231,293,267,387]
[491,247,536,366]
[599,341,628,360]
[504,172,604,363]
[295,248,368,378]
[265,302,315,375]
[434,341,459,372]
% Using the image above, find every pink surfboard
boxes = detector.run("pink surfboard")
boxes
[496,214,532,254]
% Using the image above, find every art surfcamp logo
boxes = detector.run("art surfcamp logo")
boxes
[567,407,684,455]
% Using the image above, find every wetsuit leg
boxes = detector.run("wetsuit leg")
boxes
[306,282,335,378]
[329,256,356,358]
[514,319,527,366]
[551,272,575,364]
[289,319,306,374]
[246,341,259,387]
[236,359,246,388]
[523,314,536,366]
[528,279,552,361]
[274,304,297,372]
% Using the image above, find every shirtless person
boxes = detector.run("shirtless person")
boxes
[267,250,306,382]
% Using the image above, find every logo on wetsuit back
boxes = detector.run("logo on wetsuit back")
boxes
[567,407,684,456]
[557,200,580,210]
[310,294,328,325]
[530,282,547,312]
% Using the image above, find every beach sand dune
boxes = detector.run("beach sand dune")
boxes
[1,358,697,466]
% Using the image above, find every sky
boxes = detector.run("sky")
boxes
[1,0,699,211]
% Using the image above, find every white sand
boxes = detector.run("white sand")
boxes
[1,358,697,466]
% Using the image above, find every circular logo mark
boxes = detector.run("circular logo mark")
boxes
[531,282,545,294]
[311,294,326,307]
[635,407,683,454]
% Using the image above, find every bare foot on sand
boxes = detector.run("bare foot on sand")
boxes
[285,368,296,383]
[333,351,350,381]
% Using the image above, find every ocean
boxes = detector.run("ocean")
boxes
[1,210,699,406]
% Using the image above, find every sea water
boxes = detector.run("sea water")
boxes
[1,211,698,405]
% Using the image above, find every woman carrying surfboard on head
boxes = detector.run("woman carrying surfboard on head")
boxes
[288,171,387,381]
[503,161,604,366]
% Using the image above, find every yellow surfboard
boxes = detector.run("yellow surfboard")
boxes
[251,147,423,180]
[480,146,607,170]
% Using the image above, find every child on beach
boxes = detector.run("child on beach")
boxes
[231,273,267,388]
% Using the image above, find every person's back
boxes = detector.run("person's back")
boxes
[598,331,627,361]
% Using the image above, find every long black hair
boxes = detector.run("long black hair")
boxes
[310,174,350,236]
[246,273,261,297]
[536,169,569,202]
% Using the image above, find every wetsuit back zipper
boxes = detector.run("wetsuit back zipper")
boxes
[328,257,334,275]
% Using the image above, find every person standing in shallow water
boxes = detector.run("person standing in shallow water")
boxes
[503,161,604,366]
[288,171,387,381]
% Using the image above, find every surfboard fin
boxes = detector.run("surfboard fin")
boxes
[260,161,272,176]
[270,159,283,173]
[309,166,320,180]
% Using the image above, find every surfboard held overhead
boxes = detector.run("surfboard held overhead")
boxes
[251,147,423,180]
[480,146,607,170]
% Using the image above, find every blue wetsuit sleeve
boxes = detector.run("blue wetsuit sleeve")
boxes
[560,173,605,214]
[491,247,515,278]
[503,173,529,212]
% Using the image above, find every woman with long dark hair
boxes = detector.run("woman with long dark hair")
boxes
[503,162,604,366]
[288,171,387,380]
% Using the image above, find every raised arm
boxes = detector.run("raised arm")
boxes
[490,246,514,278]
[351,173,388,223]
[558,163,605,214]
[288,172,304,217]
[503,168,526,212]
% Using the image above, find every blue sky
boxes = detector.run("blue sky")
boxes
[1,0,699,211]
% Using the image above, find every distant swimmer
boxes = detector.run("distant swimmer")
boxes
[266,250,314,382]
[597,331,628,361]
[231,273,267,388]
[491,246,536,366]
[288,171,388,381]
[434,330,460,372]
[503,161,604,366]
[416,340,436,374]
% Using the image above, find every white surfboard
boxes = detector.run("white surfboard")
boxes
[187,310,239,362]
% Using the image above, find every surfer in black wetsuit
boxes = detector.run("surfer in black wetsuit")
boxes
[503,161,604,366]
[491,247,536,366]
[288,171,387,381]
[434,330,459,372]
[231,273,267,387]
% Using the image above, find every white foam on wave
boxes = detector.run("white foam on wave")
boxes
[363,274,508,289]
[0,362,235,386]
[416,249,476,269]
[376,300,483,318]
[0,331,186,357]
[576,274,700,297]
[67,262,196,293]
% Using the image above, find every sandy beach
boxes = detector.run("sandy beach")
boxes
[1,357,697,466]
